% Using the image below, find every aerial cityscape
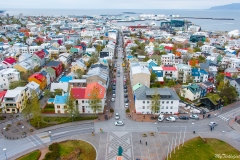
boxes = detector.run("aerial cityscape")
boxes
[0,1,240,160]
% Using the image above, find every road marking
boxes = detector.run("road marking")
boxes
[27,137,36,146]
[30,135,42,145]
[52,127,93,136]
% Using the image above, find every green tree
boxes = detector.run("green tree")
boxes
[21,94,31,120]
[88,52,99,66]
[198,55,206,63]
[66,93,79,120]
[31,91,42,128]
[9,81,25,89]
[20,71,34,83]
[216,73,224,85]
[182,54,191,64]
[75,69,83,79]
[54,89,63,96]
[197,41,204,47]
[150,72,157,83]
[0,37,4,42]
[194,47,201,52]
[218,81,237,104]
[96,44,102,54]
[150,90,160,118]
[44,89,52,98]
[89,86,102,115]
[76,39,81,45]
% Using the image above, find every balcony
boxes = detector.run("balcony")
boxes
[165,72,173,75]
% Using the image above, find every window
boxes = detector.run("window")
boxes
[147,101,149,104]
[57,105,60,108]
[147,106,150,109]
[162,101,164,104]
[142,106,145,109]
[170,106,173,109]
[64,105,67,109]
[82,100,84,103]
[162,106,164,109]
[7,109,10,111]
[166,106,168,109]
[166,101,169,104]
[171,101,173,104]
[143,101,145,104]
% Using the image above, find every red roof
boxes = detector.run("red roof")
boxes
[71,88,86,99]
[4,57,17,64]
[85,82,105,99]
[34,50,45,59]
[164,46,173,50]
[0,91,7,99]
[162,66,177,71]
[224,72,231,77]
[74,46,83,49]
[30,73,45,82]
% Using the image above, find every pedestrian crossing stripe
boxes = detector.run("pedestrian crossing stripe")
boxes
[218,115,229,121]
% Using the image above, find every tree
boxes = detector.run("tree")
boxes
[20,71,34,83]
[182,54,191,64]
[186,75,193,83]
[44,89,52,98]
[198,56,206,63]
[76,39,81,45]
[194,47,201,52]
[218,81,237,104]
[65,44,73,50]
[215,73,224,85]
[21,94,31,120]
[150,90,160,118]
[96,44,102,54]
[9,81,25,89]
[31,91,42,128]
[150,72,157,83]
[0,37,4,42]
[197,41,204,47]
[66,93,79,120]
[88,52,99,66]
[75,69,83,79]
[89,86,102,115]
[54,89,63,96]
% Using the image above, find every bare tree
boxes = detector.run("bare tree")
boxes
[182,54,191,64]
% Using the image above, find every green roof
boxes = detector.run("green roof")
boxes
[133,83,143,91]
[187,84,200,94]
[70,47,78,53]
[206,94,221,105]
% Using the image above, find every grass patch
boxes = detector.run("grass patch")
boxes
[42,104,55,113]
[168,137,240,160]
[59,140,96,160]
[17,150,41,160]
[30,116,97,129]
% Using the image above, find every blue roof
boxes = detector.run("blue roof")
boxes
[54,94,67,104]
[148,61,157,69]
[191,68,200,76]
[59,76,73,83]
[200,69,208,75]
[48,98,55,103]
[127,55,133,59]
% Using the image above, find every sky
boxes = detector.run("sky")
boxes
[0,0,239,9]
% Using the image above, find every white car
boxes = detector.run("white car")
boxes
[111,98,115,102]
[166,116,176,122]
[190,114,199,120]
[209,122,217,126]
[115,113,120,120]
[125,103,129,108]
[115,121,124,126]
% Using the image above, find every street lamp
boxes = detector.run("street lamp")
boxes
[132,110,134,120]
[72,115,74,122]
[49,131,51,141]
[3,148,7,160]
[22,126,24,135]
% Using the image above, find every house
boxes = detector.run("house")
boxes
[3,86,30,113]
[100,47,114,59]
[199,69,209,82]
[86,64,109,86]
[161,54,175,65]
[200,81,214,93]
[45,61,63,77]
[54,93,68,114]
[32,50,46,67]
[69,79,87,87]
[147,59,158,70]
[2,57,17,68]
[200,94,223,110]
[134,85,180,115]
[59,76,73,83]
[176,64,191,83]
[28,73,47,90]
[25,81,41,99]
[58,53,72,66]
[191,68,201,83]
[40,71,51,86]
[162,65,178,80]
[71,59,87,72]
[0,68,20,90]
[198,84,207,98]
[181,83,201,101]
[152,66,164,82]
[13,58,35,73]
[41,67,56,82]
[130,63,150,88]
[50,82,69,94]
[0,91,7,109]
[29,46,41,55]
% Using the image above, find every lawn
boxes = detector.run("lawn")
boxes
[42,104,55,113]
[59,140,96,160]
[16,150,41,160]
[168,137,240,160]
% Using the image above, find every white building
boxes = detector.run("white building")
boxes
[0,68,20,90]
[176,64,192,83]
[161,54,175,65]
[134,86,180,115]
[29,46,41,55]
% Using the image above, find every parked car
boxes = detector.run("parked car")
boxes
[118,74,120,77]
[209,122,217,126]
[112,94,116,98]
[125,103,129,108]
[115,113,120,120]
[112,86,116,90]
[115,121,124,126]
[179,116,189,120]
[124,89,127,93]
[190,114,199,120]
[112,90,116,94]
[124,98,129,103]
[124,93,128,98]
[172,115,179,119]
[124,85,127,89]
[166,116,176,121]
[111,98,115,102]
[158,114,164,122]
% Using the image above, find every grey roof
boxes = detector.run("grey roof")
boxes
[45,61,61,67]
[200,63,209,70]
[202,81,213,86]
[235,78,240,85]
[135,86,180,101]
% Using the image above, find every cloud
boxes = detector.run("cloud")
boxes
[1,0,240,9]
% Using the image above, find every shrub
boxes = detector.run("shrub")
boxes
[126,108,130,113]
[17,121,21,125]
[49,143,59,151]
[7,124,11,127]
[142,133,147,137]
[45,143,60,160]
[29,129,34,132]
[150,132,154,136]
[110,108,114,113]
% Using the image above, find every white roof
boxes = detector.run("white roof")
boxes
[26,81,40,90]
[5,90,21,98]
[152,66,163,70]
[131,66,150,75]
[69,79,86,83]
[50,82,69,92]
[0,68,19,75]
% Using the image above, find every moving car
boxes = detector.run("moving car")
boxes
[158,114,164,122]
[179,116,189,120]
[190,114,199,120]
[115,121,124,126]
[115,113,120,120]
[166,116,176,121]
[209,122,217,126]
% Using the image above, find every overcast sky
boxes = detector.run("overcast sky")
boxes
[0,0,239,9]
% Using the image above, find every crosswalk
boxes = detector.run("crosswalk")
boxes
[218,115,229,121]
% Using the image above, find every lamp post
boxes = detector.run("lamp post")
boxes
[3,148,7,160]
[22,126,24,135]
[132,110,134,120]
[49,131,51,141]
[72,115,74,122]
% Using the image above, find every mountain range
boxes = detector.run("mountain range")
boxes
[210,3,240,10]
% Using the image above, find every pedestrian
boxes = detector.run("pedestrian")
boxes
[140,140,141,144]
[210,126,212,131]
[213,126,214,130]
[146,141,147,145]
